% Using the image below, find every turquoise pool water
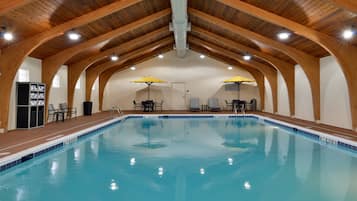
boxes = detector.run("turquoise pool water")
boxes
[0,117,357,201]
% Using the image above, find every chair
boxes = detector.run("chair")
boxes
[155,100,164,112]
[225,100,233,111]
[59,103,77,119]
[47,104,57,122]
[189,97,200,112]
[208,98,221,112]
[133,100,142,110]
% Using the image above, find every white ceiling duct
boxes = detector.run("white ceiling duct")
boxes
[170,0,189,58]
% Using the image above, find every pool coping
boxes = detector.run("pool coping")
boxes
[1,113,357,172]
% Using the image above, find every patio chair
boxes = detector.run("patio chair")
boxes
[59,103,77,119]
[47,104,57,122]
[208,98,221,112]
[133,100,142,110]
[155,100,164,112]
[189,97,200,112]
[225,100,233,111]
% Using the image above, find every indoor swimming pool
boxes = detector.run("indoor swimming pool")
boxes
[0,116,356,201]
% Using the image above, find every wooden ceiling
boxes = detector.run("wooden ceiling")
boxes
[0,0,356,67]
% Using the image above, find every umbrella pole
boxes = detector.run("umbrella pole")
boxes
[147,83,151,100]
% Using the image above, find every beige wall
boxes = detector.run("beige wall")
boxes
[320,56,351,129]
[103,50,261,111]
[6,53,353,130]
[294,64,314,121]
[91,77,100,113]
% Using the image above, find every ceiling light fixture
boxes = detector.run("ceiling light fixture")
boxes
[243,54,252,61]
[200,54,205,59]
[342,28,354,40]
[158,54,164,59]
[130,66,136,71]
[1,27,14,41]
[277,31,291,40]
[227,66,233,70]
[67,30,81,41]
[110,55,119,61]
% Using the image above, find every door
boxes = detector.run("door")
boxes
[170,82,186,110]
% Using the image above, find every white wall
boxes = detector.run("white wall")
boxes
[8,57,42,130]
[73,71,86,116]
[48,66,68,110]
[264,77,273,113]
[91,77,100,113]
[103,50,261,111]
[320,56,351,129]
[294,64,314,121]
[277,71,290,116]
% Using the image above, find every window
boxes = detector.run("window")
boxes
[75,78,81,89]
[52,75,60,88]
[18,69,29,82]
[92,84,95,91]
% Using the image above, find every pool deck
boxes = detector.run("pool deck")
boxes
[0,110,356,159]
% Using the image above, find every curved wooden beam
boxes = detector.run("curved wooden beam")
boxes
[67,27,169,109]
[191,26,295,116]
[86,37,174,101]
[42,9,170,115]
[330,0,357,13]
[218,0,357,130]
[0,0,33,14]
[189,8,320,121]
[190,44,265,111]
[190,36,277,113]
[98,46,173,110]
[0,0,143,131]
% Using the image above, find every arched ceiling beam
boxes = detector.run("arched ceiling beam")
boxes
[0,0,144,131]
[98,46,173,110]
[68,27,169,108]
[218,0,357,130]
[86,37,174,101]
[0,0,33,15]
[189,44,265,111]
[42,9,170,114]
[191,26,295,116]
[189,8,320,122]
[330,0,357,13]
[189,36,278,113]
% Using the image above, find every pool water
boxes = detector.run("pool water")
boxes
[0,117,357,201]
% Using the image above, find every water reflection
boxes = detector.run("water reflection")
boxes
[1,117,357,201]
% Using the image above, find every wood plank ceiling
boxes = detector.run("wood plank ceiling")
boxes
[1,0,357,131]
[1,0,355,66]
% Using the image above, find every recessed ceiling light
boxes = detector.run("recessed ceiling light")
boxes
[110,55,119,61]
[67,31,81,41]
[200,54,205,59]
[227,66,233,70]
[342,28,354,40]
[130,66,136,71]
[243,55,252,61]
[3,31,13,41]
[277,31,291,40]
[158,54,164,59]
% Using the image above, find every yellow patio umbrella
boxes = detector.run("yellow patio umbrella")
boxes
[224,76,255,99]
[132,76,166,99]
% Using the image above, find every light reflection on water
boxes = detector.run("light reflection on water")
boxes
[0,117,356,201]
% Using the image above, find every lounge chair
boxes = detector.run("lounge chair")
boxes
[189,97,200,112]
[133,100,142,110]
[208,98,221,112]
